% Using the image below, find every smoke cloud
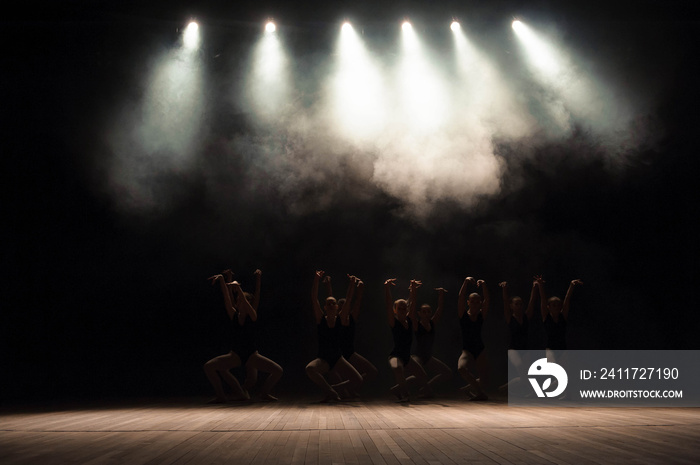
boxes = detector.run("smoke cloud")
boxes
[100,19,662,223]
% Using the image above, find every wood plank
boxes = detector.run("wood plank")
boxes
[1,399,699,465]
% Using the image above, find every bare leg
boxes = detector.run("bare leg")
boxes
[475,352,489,400]
[245,352,283,400]
[424,357,452,391]
[404,358,430,396]
[458,350,486,399]
[389,356,409,401]
[203,352,245,402]
[305,358,338,401]
[331,356,363,398]
[348,352,378,384]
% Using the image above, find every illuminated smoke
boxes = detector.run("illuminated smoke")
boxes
[101,19,659,222]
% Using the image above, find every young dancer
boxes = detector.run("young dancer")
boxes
[324,275,378,398]
[498,279,537,392]
[385,278,429,402]
[457,276,490,401]
[411,286,452,397]
[305,271,363,402]
[204,269,283,402]
[538,277,583,352]
[203,272,256,403]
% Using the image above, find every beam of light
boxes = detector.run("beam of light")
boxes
[511,19,630,137]
[397,21,449,133]
[106,28,205,213]
[245,23,290,121]
[183,21,200,50]
[328,19,387,142]
[511,20,561,76]
[450,23,534,139]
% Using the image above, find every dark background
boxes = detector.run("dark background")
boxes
[2,0,698,403]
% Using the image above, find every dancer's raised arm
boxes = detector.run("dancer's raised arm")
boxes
[433,287,447,324]
[384,278,397,327]
[478,280,490,319]
[409,279,422,331]
[458,277,476,319]
[339,275,357,322]
[351,279,364,321]
[312,270,325,324]
[230,281,257,322]
[562,279,583,320]
[537,276,548,322]
[208,274,235,320]
[323,275,334,298]
[251,269,262,312]
[526,278,538,320]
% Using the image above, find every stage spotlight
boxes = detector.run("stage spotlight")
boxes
[450,21,460,32]
[246,20,289,120]
[183,21,200,49]
[402,21,412,31]
[511,20,560,76]
[331,19,387,141]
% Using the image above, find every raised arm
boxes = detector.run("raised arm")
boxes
[562,279,583,320]
[230,281,257,322]
[499,281,511,324]
[384,278,397,327]
[251,269,262,312]
[433,287,447,324]
[339,275,357,323]
[537,276,548,322]
[351,279,364,321]
[409,279,421,331]
[312,270,325,324]
[479,280,490,319]
[208,274,235,320]
[323,275,334,298]
[525,278,538,319]
[458,277,475,319]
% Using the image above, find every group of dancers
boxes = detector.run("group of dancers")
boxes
[204,269,582,403]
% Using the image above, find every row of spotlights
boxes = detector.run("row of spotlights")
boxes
[187,19,524,33]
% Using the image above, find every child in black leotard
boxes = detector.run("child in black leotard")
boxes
[498,279,537,392]
[412,287,452,398]
[537,277,583,353]
[324,275,378,398]
[457,276,490,401]
[235,269,283,401]
[385,278,428,402]
[203,272,256,403]
[305,271,363,402]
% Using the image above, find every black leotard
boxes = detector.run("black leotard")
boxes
[338,315,356,360]
[231,312,257,365]
[544,313,567,350]
[415,320,435,364]
[460,311,485,359]
[508,314,529,350]
[389,317,413,366]
[317,316,341,368]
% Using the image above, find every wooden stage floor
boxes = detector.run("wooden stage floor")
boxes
[1,397,698,464]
